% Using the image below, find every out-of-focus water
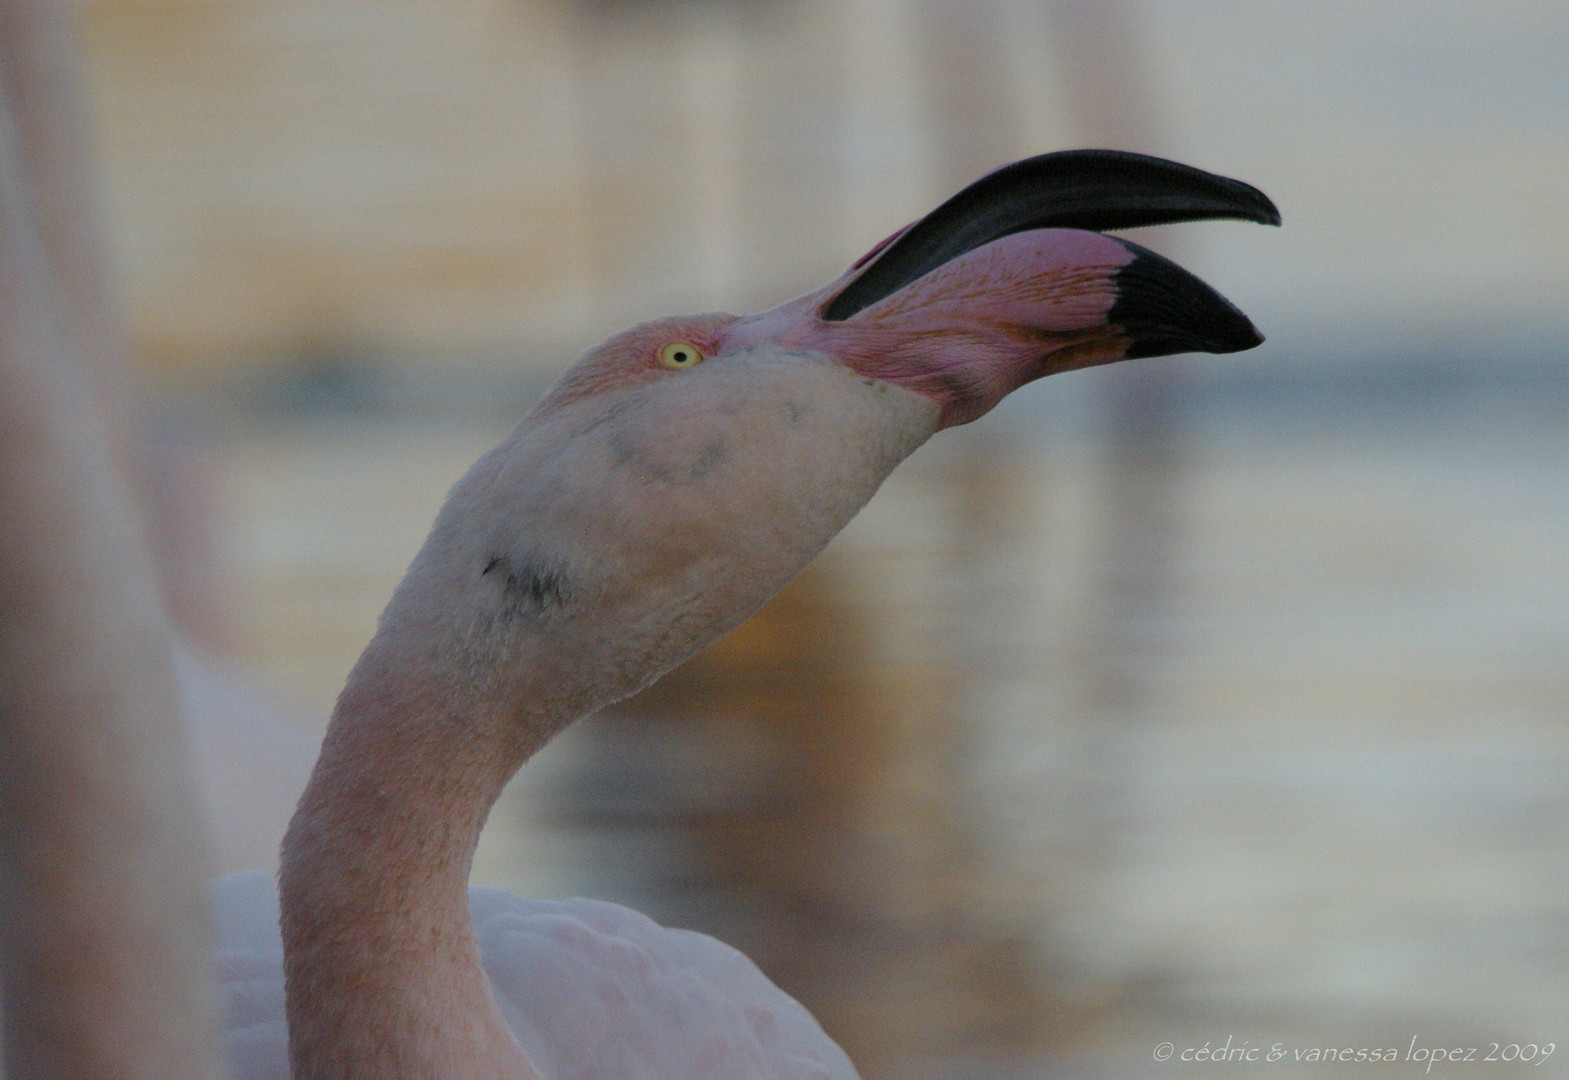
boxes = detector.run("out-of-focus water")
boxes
[208,357,1569,1078]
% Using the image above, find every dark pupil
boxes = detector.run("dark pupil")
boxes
[673,351,688,363]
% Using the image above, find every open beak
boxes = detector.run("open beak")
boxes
[729,150,1279,428]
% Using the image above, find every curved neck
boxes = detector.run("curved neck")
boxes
[276,340,939,1078]
[279,616,563,1080]
[0,243,219,1080]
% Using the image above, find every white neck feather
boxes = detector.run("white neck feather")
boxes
[278,346,938,1078]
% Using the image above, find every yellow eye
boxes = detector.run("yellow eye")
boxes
[659,342,704,370]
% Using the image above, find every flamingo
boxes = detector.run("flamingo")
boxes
[0,24,220,1075]
[0,0,321,887]
[215,150,1278,1079]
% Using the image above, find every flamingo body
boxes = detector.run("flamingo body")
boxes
[216,871,855,1080]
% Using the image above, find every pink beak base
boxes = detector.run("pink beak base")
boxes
[729,227,1258,429]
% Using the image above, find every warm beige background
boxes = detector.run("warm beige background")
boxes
[77,0,1569,378]
[65,2,1569,1077]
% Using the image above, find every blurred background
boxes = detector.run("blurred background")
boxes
[63,0,1569,1075]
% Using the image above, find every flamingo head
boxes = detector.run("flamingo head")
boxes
[535,149,1277,431]
[393,151,1279,714]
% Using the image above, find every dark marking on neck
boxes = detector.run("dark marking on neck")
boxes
[688,438,730,481]
[609,430,670,485]
[482,552,568,618]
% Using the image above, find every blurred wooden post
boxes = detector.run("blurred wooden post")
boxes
[0,0,121,388]
[0,4,220,1076]
[1043,0,1187,833]
[0,0,229,646]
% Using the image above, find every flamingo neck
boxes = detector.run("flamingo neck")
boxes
[0,66,219,1076]
[279,623,566,1080]
[275,350,940,1078]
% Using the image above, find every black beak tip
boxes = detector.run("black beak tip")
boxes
[1252,194,1284,229]
[1121,319,1263,361]
[1110,242,1266,361]
[1226,319,1266,352]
